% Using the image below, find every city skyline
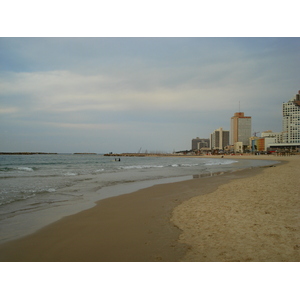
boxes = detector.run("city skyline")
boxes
[1,38,300,153]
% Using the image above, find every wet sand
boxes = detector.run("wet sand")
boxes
[0,155,299,261]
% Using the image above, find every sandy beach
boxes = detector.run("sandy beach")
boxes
[172,155,300,261]
[0,155,299,262]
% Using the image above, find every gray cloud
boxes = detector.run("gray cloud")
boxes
[1,37,299,153]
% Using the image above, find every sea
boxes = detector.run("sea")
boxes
[0,154,277,243]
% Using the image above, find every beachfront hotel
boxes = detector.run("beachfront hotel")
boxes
[230,112,252,148]
[210,127,229,150]
[262,91,300,152]
[282,91,300,143]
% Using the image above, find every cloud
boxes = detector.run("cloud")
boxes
[1,37,300,152]
[0,107,19,114]
[0,69,233,115]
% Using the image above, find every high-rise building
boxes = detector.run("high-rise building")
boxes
[230,112,252,146]
[282,91,300,143]
[210,127,229,150]
[191,137,210,150]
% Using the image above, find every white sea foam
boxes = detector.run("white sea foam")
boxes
[171,163,198,167]
[64,172,77,176]
[205,160,238,166]
[17,167,34,172]
[119,165,164,170]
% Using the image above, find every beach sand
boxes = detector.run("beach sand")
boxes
[0,155,299,262]
[172,155,300,262]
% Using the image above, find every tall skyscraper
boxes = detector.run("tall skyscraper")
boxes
[211,127,229,150]
[282,91,300,143]
[230,112,252,146]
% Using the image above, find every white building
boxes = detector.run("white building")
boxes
[282,91,300,143]
[266,91,300,152]
[264,137,277,151]
[211,127,229,150]
[234,142,243,153]
[261,130,283,144]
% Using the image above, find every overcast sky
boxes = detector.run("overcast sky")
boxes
[1,37,300,153]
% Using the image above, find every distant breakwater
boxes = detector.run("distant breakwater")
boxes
[73,153,98,155]
[0,152,58,155]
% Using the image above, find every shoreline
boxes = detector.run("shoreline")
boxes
[0,155,296,262]
[0,156,274,245]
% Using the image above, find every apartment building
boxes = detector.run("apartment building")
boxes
[211,127,229,150]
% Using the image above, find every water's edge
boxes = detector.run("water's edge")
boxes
[0,158,280,244]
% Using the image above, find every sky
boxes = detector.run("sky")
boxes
[1,37,300,153]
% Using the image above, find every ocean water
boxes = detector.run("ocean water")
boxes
[0,154,276,243]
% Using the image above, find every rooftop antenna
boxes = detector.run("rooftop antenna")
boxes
[239,101,241,113]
